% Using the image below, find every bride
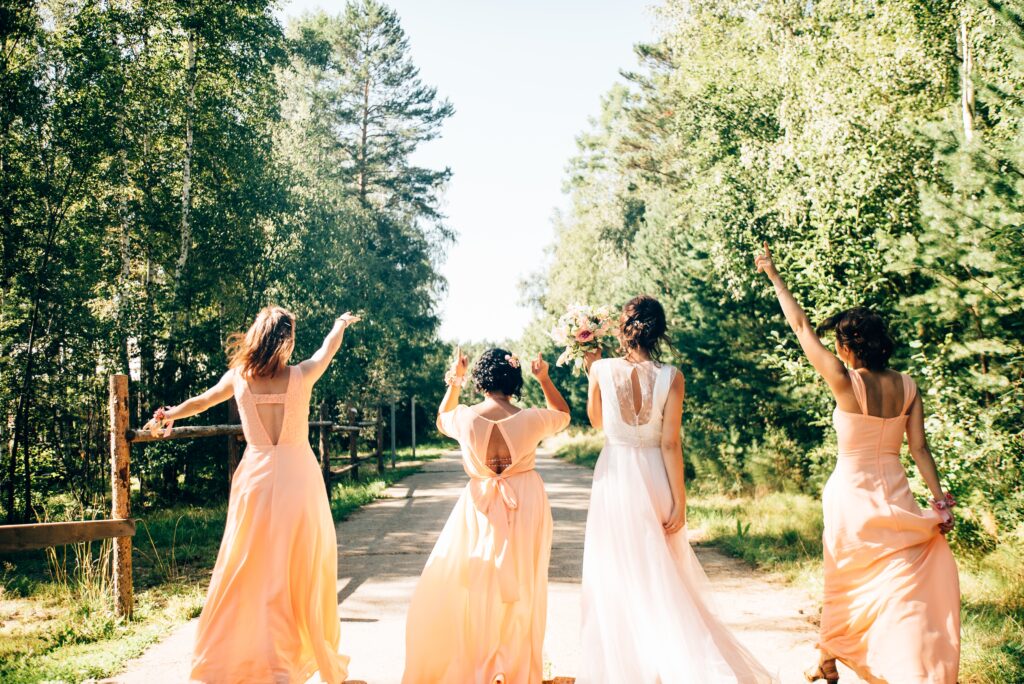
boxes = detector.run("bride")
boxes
[578,295,776,683]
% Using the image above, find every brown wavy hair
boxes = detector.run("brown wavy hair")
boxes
[618,295,670,361]
[226,306,296,378]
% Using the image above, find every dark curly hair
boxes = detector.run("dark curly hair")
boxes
[816,307,895,372]
[472,348,524,399]
[618,295,670,361]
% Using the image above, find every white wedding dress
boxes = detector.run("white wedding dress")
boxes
[579,358,777,683]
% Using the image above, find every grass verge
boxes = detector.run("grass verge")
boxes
[0,459,429,684]
[551,431,1024,684]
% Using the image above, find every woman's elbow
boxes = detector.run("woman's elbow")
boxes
[661,438,681,454]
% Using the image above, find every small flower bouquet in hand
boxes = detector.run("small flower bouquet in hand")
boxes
[549,303,615,375]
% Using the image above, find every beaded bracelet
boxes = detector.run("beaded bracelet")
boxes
[444,370,466,388]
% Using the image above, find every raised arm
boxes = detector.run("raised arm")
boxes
[905,393,954,533]
[531,354,570,414]
[143,370,236,436]
[661,371,687,534]
[436,350,468,433]
[298,312,361,384]
[755,242,850,398]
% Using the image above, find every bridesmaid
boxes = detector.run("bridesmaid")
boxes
[755,244,960,684]
[402,348,571,684]
[144,306,360,684]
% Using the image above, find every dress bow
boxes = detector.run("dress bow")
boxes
[474,473,521,603]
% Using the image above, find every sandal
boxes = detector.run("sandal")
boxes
[804,658,839,683]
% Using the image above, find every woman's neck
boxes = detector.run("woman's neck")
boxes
[624,349,652,363]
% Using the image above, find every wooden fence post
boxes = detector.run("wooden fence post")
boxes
[389,399,396,468]
[348,427,359,481]
[227,397,240,489]
[109,374,133,619]
[376,407,384,475]
[319,401,331,494]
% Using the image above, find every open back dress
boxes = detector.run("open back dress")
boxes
[190,366,349,684]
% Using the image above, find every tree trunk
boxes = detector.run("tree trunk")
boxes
[176,29,196,299]
[117,123,132,374]
[358,74,370,204]
[959,15,975,144]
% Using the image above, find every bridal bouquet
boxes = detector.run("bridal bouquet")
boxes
[550,303,615,375]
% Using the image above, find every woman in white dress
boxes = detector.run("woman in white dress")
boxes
[578,295,776,683]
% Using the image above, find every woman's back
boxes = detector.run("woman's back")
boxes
[593,358,676,448]
[834,369,917,459]
[233,366,312,447]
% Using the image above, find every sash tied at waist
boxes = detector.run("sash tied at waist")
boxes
[470,472,521,603]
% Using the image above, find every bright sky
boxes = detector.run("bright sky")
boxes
[281,0,655,342]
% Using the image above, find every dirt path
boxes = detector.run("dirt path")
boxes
[105,453,862,683]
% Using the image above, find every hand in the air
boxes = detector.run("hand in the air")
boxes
[754,241,779,281]
[450,350,469,379]
[583,348,602,371]
[664,500,686,535]
[337,312,361,328]
[530,353,550,380]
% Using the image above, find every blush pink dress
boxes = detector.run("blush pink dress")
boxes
[579,358,776,683]
[190,366,349,684]
[820,370,960,683]
[402,404,570,684]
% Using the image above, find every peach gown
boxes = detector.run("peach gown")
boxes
[579,358,776,683]
[820,370,960,683]
[190,366,349,684]
[402,404,570,684]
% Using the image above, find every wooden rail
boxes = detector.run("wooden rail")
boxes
[125,421,375,444]
[0,519,136,553]
[0,373,398,620]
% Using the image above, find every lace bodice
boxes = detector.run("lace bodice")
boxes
[232,366,313,447]
[593,358,677,447]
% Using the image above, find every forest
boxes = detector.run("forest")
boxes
[0,0,451,522]
[1,0,1022,680]
[526,0,1023,551]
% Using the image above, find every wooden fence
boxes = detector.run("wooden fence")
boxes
[0,373,398,618]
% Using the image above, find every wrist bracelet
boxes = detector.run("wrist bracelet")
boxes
[444,370,466,388]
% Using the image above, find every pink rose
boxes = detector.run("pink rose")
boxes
[575,329,595,342]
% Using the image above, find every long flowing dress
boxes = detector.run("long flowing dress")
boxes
[402,404,570,684]
[820,370,960,683]
[579,358,776,684]
[190,366,349,684]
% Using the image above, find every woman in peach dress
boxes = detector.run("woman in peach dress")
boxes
[579,295,776,684]
[402,348,571,684]
[144,306,360,684]
[755,244,960,684]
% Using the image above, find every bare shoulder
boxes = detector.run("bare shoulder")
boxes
[667,365,685,392]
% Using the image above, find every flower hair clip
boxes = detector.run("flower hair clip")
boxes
[505,354,520,369]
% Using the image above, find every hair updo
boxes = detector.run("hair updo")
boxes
[815,307,894,372]
[472,348,524,399]
[618,295,670,361]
